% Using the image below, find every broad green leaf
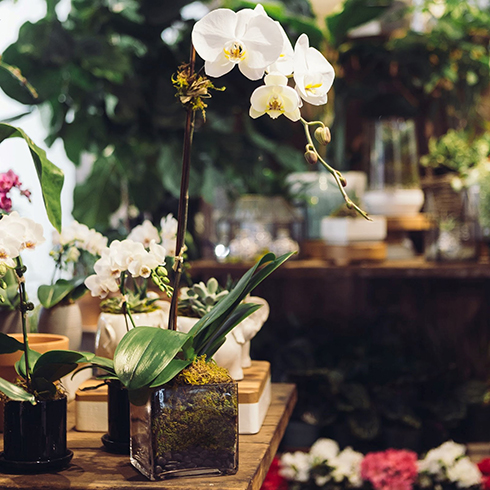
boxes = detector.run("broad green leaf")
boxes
[149,359,192,389]
[15,349,42,379]
[0,332,24,354]
[85,355,115,375]
[31,376,57,397]
[38,278,86,309]
[0,123,63,231]
[0,377,36,404]
[114,327,190,390]
[32,350,90,382]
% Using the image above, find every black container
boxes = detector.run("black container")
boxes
[0,395,72,473]
[102,379,130,454]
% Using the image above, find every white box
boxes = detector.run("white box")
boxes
[321,216,387,244]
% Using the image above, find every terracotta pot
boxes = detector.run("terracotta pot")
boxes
[0,333,69,432]
[38,303,83,350]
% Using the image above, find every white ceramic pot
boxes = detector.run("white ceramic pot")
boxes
[363,189,424,216]
[95,309,167,359]
[38,303,83,351]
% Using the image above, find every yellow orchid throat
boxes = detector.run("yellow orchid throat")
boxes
[305,82,322,95]
[224,41,246,63]
[266,95,285,118]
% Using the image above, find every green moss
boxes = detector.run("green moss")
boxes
[151,361,238,457]
[174,356,233,386]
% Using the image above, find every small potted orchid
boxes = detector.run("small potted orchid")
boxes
[36,220,108,350]
[0,213,95,472]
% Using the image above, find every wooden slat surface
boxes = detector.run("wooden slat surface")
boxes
[0,383,297,490]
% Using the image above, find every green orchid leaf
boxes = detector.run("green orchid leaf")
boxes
[0,332,24,354]
[0,377,36,404]
[149,359,192,389]
[199,303,262,359]
[15,349,42,379]
[0,123,63,231]
[38,278,86,309]
[86,355,115,375]
[30,377,57,398]
[32,350,90,382]
[114,327,190,391]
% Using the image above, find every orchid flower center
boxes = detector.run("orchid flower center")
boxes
[224,40,246,63]
[266,95,285,118]
[0,249,7,260]
[304,82,322,95]
[24,241,35,250]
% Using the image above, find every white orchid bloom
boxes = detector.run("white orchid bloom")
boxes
[249,72,301,121]
[0,234,21,269]
[191,7,283,81]
[85,273,119,299]
[253,4,294,76]
[293,33,335,106]
[148,240,166,264]
[84,229,108,256]
[127,220,160,249]
[1,212,45,251]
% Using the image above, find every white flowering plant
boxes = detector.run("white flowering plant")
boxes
[417,441,482,489]
[37,221,108,310]
[0,214,94,403]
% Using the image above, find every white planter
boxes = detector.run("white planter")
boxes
[38,303,83,351]
[94,309,167,359]
[363,189,424,216]
[321,216,387,244]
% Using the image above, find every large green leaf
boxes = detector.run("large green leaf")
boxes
[0,377,36,404]
[32,350,91,382]
[15,349,42,379]
[0,332,24,354]
[38,278,86,309]
[114,327,190,391]
[149,358,192,389]
[0,123,63,231]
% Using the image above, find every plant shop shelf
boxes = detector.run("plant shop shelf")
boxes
[0,383,297,490]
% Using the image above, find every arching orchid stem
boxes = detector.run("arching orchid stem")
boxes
[168,45,197,331]
[300,117,371,221]
[119,271,136,331]
[15,257,31,386]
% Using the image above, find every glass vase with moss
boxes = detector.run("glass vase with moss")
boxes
[130,358,238,480]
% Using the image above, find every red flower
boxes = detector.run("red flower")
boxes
[479,458,490,476]
[262,457,288,490]
[361,449,418,490]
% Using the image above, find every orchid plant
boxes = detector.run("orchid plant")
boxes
[0,214,92,403]
[37,221,108,310]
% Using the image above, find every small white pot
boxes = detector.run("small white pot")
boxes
[95,309,167,359]
[38,303,83,351]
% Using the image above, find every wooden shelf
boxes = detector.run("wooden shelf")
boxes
[190,257,490,279]
[0,384,297,490]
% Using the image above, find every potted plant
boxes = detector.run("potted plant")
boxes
[37,221,108,350]
[0,213,96,473]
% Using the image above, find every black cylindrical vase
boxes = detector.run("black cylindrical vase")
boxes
[0,395,72,473]
[102,380,130,454]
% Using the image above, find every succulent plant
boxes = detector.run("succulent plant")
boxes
[178,278,229,318]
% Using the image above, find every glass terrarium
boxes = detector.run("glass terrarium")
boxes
[130,382,238,480]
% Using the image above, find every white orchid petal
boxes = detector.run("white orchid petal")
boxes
[264,72,288,86]
[249,106,265,119]
[192,9,238,61]
[205,57,235,78]
[285,107,301,122]
[241,16,283,68]
[239,61,266,81]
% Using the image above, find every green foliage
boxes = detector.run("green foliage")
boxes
[178,277,229,318]
[0,269,21,311]
[0,123,64,231]
[2,0,315,231]
[100,288,159,314]
[37,278,87,309]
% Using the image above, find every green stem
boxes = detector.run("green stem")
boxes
[300,117,371,221]
[15,257,31,387]
[119,271,135,332]
[168,45,197,331]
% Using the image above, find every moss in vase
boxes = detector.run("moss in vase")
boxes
[151,358,238,459]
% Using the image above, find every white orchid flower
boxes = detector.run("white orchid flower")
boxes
[84,229,108,256]
[0,234,21,269]
[148,240,166,264]
[293,33,335,106]
[249,72,301,121]
[253,4,294,76]
[85,274,119,299]
[191,7,283,80]
[1,212,45,251]
[127,220,160,249]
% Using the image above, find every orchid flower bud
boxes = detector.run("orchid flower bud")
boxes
[304,149,318,165]
[314,126,331,146]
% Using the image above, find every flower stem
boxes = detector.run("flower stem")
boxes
[168,45,197,331]
[300,117,371,221]
[15,257,31,387]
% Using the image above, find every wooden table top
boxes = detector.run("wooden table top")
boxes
[0,383,297,490]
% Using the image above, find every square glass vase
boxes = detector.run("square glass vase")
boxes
[130,382,238,480]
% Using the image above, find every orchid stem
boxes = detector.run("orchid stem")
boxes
[15,257,31,387]
[300,117,371,221]
[168,45,197,331]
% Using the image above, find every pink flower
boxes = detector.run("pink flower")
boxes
[361,449,418,490]
[0,193,13,213]
[0,170,31,211]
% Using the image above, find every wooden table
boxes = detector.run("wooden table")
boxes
[0,384,297,490]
